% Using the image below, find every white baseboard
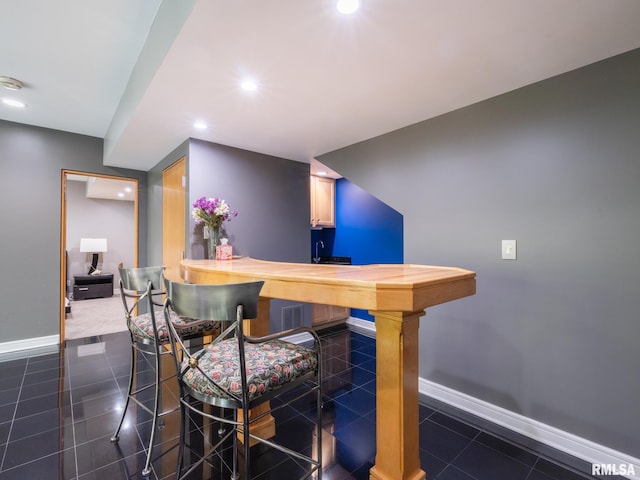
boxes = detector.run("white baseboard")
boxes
[344,317,639,479]
[0,335,59,355]
[420,379,639,479]
[287,316,374,344]
[346,316,376,336]
[282,331,314,344]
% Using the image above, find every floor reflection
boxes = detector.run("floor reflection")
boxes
[0,326,594,480]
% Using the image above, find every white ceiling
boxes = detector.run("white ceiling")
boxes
[67,174,137,202]
[2,0,640,175]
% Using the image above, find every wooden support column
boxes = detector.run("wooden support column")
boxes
[369,310,426,480]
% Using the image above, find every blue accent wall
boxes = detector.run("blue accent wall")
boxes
[312,178,403,321]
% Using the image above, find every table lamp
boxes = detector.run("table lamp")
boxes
[80,238,108,275]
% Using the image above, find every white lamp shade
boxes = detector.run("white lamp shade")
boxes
[80,238,108,253]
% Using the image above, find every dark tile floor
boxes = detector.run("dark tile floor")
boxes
[0,327,597,480]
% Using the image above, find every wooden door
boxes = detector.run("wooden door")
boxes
[162,157,187,280]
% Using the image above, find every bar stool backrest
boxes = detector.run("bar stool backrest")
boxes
[165,280,263,322]
[118,264,165,293]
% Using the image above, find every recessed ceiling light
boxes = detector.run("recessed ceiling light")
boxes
[337,0,359,14]
[240,79,258,92]
[124,187,132,193]
[317,171,328,176]
[193,121,207,130]
[0,76,23,90]
[2,98,26,108]
[117,192,125,198]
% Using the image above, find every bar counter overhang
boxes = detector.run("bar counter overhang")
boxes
[180,257,476,480]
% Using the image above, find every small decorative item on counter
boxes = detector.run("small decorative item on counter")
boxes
[216,238,233,260]
[192,196,238,259]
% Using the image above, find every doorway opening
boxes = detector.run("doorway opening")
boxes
[60,170,139,342]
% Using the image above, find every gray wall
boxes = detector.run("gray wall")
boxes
[188,139,310,263]
[319,49,640,457]
[0,120,148,344]
[147,138,312,331]
[66,179,135,283]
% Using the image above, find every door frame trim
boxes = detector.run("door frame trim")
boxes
[59,169,139,343]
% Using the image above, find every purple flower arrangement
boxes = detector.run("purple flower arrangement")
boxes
[192,196,238,230]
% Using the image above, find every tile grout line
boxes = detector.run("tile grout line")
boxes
[0,358,28,472]
[433,417,481,480]
[0,329,599,480]
[434,410,543,480]
[524,458,542,480]
[65,343,80,479]
[100,333,148,478]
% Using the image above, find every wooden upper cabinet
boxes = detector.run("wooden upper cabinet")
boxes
[310,175,335,227]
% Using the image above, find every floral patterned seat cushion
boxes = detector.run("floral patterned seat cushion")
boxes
[181,339,318,403]
[129,310,219,343]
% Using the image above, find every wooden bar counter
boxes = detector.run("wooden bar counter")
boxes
[181,257,476,480]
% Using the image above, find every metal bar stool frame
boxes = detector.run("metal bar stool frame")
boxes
[110,265,219,477]
[163,280,323,480]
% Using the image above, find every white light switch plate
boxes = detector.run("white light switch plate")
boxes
[502,240,517,260]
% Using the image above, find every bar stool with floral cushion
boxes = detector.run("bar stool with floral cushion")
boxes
[163,279,322,480]
[110,264,220,477]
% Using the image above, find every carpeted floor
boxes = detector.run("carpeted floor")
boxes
[65,292,127,339]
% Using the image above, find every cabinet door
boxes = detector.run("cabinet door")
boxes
[310,176,318,227]
[312,303,349,327]
[312,303,331,326]
[330,305,349,322]
[310,176,335,227]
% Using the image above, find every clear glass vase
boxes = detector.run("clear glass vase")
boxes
[206,225,220,260]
